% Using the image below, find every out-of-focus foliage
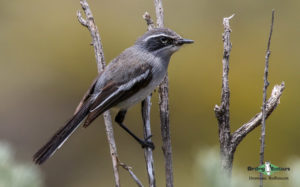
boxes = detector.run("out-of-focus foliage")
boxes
[194,148,231,187]
[0,142,43,187]
[195,148,300,187]
[287,158,300,187]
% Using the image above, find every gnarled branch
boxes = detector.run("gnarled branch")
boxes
[214,14,234,175]
[231,82,285,150]
[214,13,285,178]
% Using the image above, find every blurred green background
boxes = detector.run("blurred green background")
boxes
[0,0,299,186]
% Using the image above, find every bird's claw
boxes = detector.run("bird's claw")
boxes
[141,135,155,150]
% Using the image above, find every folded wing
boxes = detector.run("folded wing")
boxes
[83,64,153,127]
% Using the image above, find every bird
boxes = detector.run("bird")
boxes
[33,28,193,164]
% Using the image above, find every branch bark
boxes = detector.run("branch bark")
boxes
[144,1,173,186]
[153,1,174,186]
[214,13,285,178]
[143,12,155,31]
[214,14,234,175]
[77,1,145,186]
[231,82,285,149]
[154,0,164,28]
[142,12,156,187]
[158,76,173,187]
[77,1,120,186]
[259,10,275,187]
[119,161,144,187]
[142,96,156,187]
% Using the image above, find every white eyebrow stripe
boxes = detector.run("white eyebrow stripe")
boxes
[143,34,172,42]
[90,69,151,112]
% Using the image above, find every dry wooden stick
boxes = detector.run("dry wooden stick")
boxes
[141,12,156,187]
[214,13,285,178]
[154,0,164,28]
[143,12,155,30]
[77,1,145,187]
[214,14,235,175]
[152,1,174,187]
[259,10,275,187]
[77,1,120,186]
[77,1,144,186]
[119,161,144,187]
[143,1,173,186]
[231,83,285,148]
[142,96,156,187]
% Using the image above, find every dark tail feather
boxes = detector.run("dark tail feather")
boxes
[33,100,92,164]
[83,106,107,128]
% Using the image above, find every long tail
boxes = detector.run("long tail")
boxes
[33,100,92,164]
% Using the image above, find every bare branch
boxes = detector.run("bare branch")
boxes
[214,13,284,180]
[78,0,106,72]
[143,12,155,31]
[119,161,144,187]
[77,10,88,27]
[259,10,275,187]
[214,14,234,174]
[158,76,174,187]
[231,82,285,150]
[150,1,174,186]
[154,0,164,28]
[142,96,156,187]
[141,12,156,187]
[77,0,120,186]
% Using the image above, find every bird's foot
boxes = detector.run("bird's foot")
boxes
[140,135,155,150]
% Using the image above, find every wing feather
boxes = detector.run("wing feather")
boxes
[73,73,102,114]
[83,67,152,127]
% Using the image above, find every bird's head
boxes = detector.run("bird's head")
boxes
[136,28,193,58]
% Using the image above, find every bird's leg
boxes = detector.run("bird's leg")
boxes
[115,110,155,150]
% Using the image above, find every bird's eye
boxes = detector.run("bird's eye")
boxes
[160,37,168,44]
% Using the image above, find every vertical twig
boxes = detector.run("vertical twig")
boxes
[158,75,173,187]
[77,0,120,186]
[154,0,164,28]
[214,14,235,175]
[259,10,275,187]
[142,12,156,187]
[142,96,156,187]
[153,0,174,186]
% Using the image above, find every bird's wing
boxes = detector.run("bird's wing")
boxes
[73,73,102,114]
[83,63,153,127]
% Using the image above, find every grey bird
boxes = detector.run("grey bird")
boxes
[33,28,193,164]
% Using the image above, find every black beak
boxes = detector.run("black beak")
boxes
[176,38,194,45]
